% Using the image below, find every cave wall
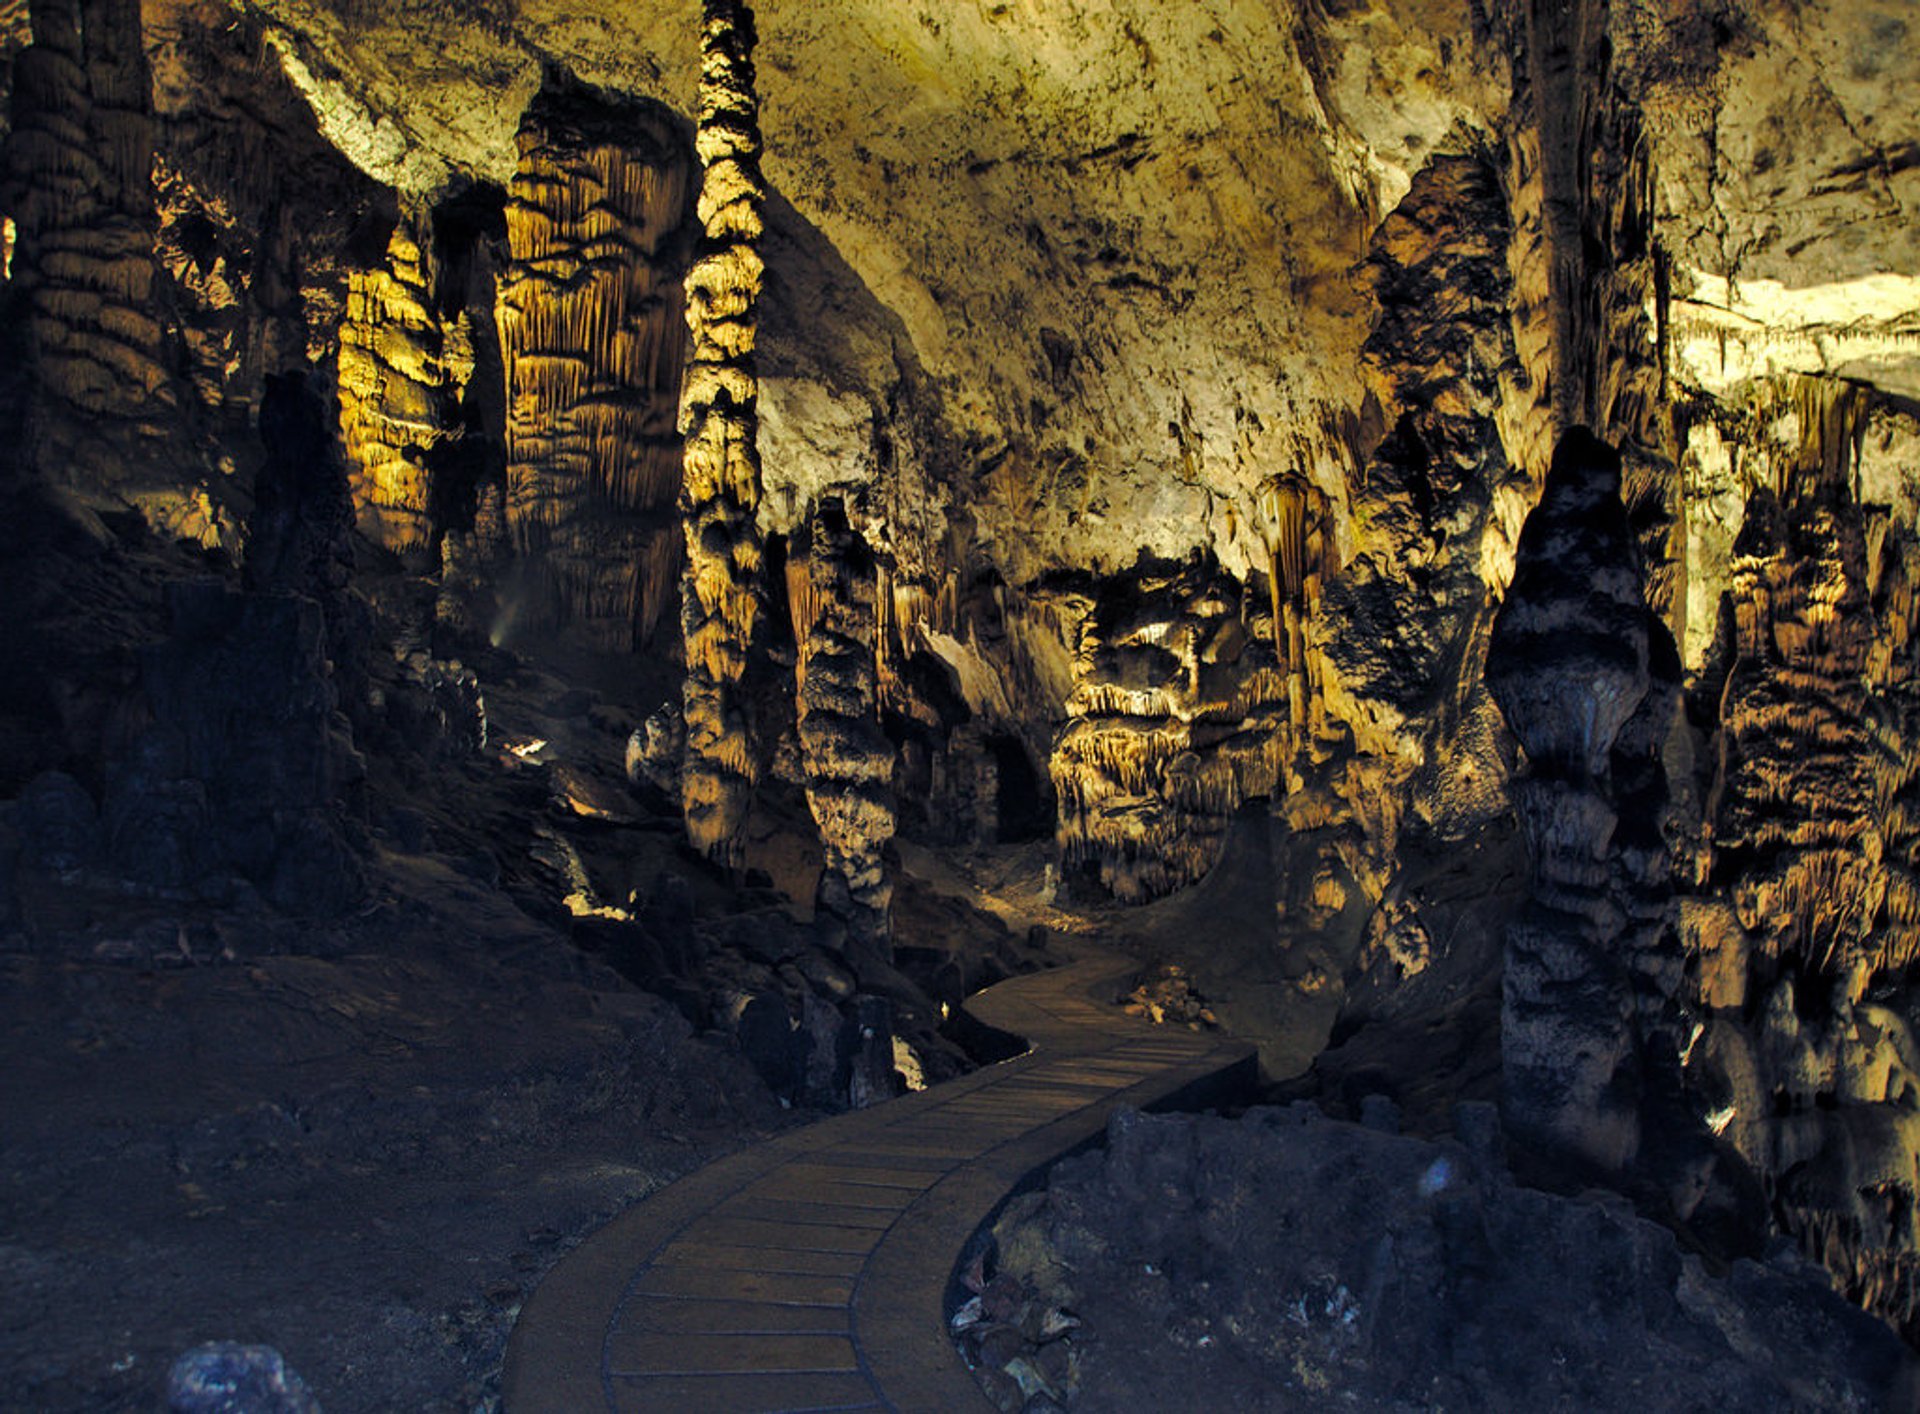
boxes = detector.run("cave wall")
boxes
[6,0,1920,1344]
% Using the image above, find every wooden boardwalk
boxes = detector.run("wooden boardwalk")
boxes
[503,954,1256,1412]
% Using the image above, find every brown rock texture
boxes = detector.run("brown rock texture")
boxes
[2,0,174,489]
[677,0,765,865]
[787,502,895,956]
[337,218,464,558]
[497,78,691,648]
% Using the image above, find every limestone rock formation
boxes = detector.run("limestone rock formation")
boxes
[677,0,765,864]
[498,77,691,649]
[1487,427,1653,1172]
[1051,556,1289,902]
[9,0,1920,1358]
[337,218,465,559]
[1679,377,1920,1336]
[2,0,174,490]
[788,501,895,959]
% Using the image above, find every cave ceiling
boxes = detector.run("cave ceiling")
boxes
[229,0,1920,547]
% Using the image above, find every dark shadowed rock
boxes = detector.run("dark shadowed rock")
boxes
[982,1106,1917,1413]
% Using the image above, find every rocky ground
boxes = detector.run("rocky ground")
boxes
[0,490,1028,1412]
[0,853,785,1412]
[964,1104,1920,1413]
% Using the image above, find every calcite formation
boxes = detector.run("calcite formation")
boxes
[337,219,463,558]
[2,0,173,488]
[677,0,765,865]
[1487,428,1655,1172]
[498,79,691,648]
[1681,377,1920,1335]
[788,502,895,959]
[7,0,1920,1352]
[1052,558,1290,902]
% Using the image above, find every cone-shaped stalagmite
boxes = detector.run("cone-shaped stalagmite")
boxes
[678,0,765,865]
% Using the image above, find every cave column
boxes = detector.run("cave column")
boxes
[789,503,896,967]
[677,0,766,864]
[338,214,461,565]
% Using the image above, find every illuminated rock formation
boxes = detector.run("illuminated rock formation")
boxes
[1318,151,1529,862]
[677,0,765,865]
[788,502,895,960]
[497,79,690,648]
[1681,377,1920,1336]
[2,0,173,489]
[1052,557,1290,902]
[337,218,464,559]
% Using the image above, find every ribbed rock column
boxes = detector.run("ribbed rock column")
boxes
[1487,427,1651,1172]
[2,0,172,487]
[498,81,690,648]
[677,0,765,865]
[788,503,895,963]
[338,218,462,560]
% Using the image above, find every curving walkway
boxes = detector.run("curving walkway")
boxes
[503,954,1256,1413]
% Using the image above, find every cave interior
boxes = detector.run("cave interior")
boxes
[4,0,1920,1409]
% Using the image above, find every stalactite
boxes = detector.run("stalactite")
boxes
[678,0,765,864]
[498,78,690,648]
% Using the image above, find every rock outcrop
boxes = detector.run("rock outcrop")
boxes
[975,1104,1916,1412]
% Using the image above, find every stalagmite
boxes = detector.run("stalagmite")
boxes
[497,79,690,648]
[789,503,895,964]
[1487,427,1650,1173]
[677,0,766,864]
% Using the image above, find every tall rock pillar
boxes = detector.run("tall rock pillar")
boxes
[497,80,691,649]
[789,503,896,967]
[1486,428,1651,1172]
[677,0,766,864]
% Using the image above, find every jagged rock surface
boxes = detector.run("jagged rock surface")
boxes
[977,1105,1916,1412]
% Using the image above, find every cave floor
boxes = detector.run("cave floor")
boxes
[504,952,1256,1413]
[0,845,791,1413]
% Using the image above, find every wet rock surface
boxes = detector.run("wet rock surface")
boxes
[972,1105,1918,1413]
